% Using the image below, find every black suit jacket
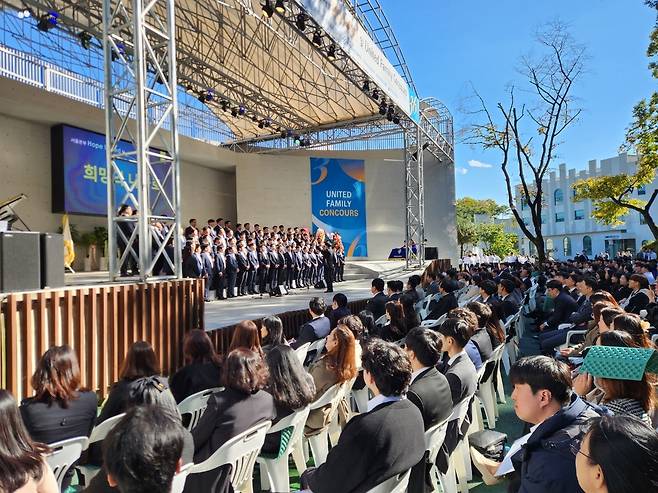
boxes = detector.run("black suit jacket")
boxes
[329,306,351,329]
[498,295,519,320]
[625,290,650,315]
[186,388,276,493]
[169,361,223,404]
[470,327,494,363]
[184,254,203,278]
[546,291,579,330]
[225,253,238,273]
[365,292,388,320]
[426,293,458,320]
[303,399,425,493]
[20,391,98,445]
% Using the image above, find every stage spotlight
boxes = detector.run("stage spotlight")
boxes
[78,31,92,50]
[251,114,258,122]
[258,121,265,129]
[17,8,30,19]
[293,135,300,145]
[295,13,307,31]
[231,107,239,117]
[372,89,379,101]
[185,85,194,94]
[362,80,370,92]
[386,112,394,122]
[205,89,214,102]
[392,115,401,125]
[286,129,294,138]
[37,11,58,31]
[221,100,229,112]
[261,0,274,18]
[280,130,287,139]
[238,105,246,115]
[275,0,285,14]
[379,104,387,116]
[264,118,272,127]
[312,31,323,47]
[327,44,336,61]
[197,91,206,103]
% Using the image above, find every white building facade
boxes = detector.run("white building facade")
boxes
[515,153,657,260]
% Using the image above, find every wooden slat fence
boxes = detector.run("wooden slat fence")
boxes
[0,278,205,401]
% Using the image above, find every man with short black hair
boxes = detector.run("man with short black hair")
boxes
[565,273,582,301]
[301,339,425,493]
[365,278,388,320]
[471,356,605,493]
[497,278,520,320]
[291,297,330,349]
[426,279,459,320]
[478,280,498,306]
[329,293,350,329]
[104,406,186,493]
[538,280,579,332]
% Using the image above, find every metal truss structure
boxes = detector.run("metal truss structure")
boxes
[0,0,455,276]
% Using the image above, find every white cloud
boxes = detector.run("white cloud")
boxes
[455,167,469,175]
[468,159,493,169]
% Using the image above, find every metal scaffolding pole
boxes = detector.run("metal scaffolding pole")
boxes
[403,120,425,270]
[102,0,181,281]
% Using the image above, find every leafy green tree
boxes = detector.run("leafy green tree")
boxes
[456,197,512,256]
[478,223,519,258]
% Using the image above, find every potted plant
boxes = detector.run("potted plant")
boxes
[94,226,109,271]
[80,231,98,271]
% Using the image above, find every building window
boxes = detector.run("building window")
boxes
[574,209,585,220]
[563,237,572,257]
[583,235,592,256]
[520,197,528,210]
[638,185,646,196]
[546,238,554,252]
[554,188,563,204]
[555,212,565,223]
[572,188,578,200]
[640,213,647,225]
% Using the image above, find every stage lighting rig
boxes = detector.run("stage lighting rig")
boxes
[372,89,379,101]
[378,103,387,116]
[258,121,265,129]
[362,80,370,92]
[392,115,401,125]
[275,0,286,14]
[37,11,58,32]
[327,44,337,61]
[78,31,92,50]
[312,31,323,47]
[261,0,274,18]
[295,13,307,31]
[17,9,30,19]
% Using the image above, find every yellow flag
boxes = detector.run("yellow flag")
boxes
[62,214,75,268]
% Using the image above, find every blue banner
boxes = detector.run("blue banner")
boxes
[310,158,367,257]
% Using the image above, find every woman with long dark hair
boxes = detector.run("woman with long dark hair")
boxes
[357,310,375,339]
[575,415,658,493]
[611,313,652,348]
[466,301,504,347]
[305,325,357,436]
[169,329,223,403]
[260,315,287,352]
[261,345,316,454]
[399,294,421,335]
[378,301,406,342]
[0,389,57,493]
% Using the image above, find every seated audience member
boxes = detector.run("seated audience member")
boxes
[400,293,421,333]
[611,313,653,348]
[426,279,459,320]
[538,279,578,332]
[260,315,287,352]
[86,376,194,493]
[497,279,520,320]
[97,341,160,424]
[20,345,97,490]
[623,274,652,314]
[365,278,388,320]
[472,356,605,492]
[291,297,330,349]
[261,345,316,455]
[328,293,350,329]
[447,308,487,370]
[187,349,275,493]
[300,339,425,493]
[478,279,499,307]
[405,274,424,303]
[466,301,505,348]
[560,302,621,358]
[358,310,375,339]
[435,318,478,473]
[229,320,263,355]
[376,301,406,342]
[305,326,357,436]
[386,280,404,302]
[0,389,58,493]
[103,407,186,493]
[337,315,365,366]
[169,329,223,403]
[575,415,658,493]
[404,328,453,493]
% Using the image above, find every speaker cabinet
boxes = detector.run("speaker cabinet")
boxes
[0,232,41,292]
[40,233,64,289]
[425,247,439,260]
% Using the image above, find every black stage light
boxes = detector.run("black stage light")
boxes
[372,89,379,100]
[327,44,336,61]
[251,114,258,122]
[362,80,370,92]
[280,130,287,139]
[205,89,214,102]
[37,11,58,31]
[312,31,323,47]
[231,107,239,117]
[185,85,194,93]
[221,100,229,112]
[295,13,307,31]
[238,105,246,115]
[275,0,286,14]
[258,121,265,129]
[261,0,274,18]
[386,112,394,122]
[264,118,271,127]
[379,104,387,116]
[78,31,92,50]
[197,91,206,103]
[392,115,401,125]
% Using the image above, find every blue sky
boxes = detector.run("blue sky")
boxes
[380,0,657,204]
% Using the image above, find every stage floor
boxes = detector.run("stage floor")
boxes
[64,260,418,330]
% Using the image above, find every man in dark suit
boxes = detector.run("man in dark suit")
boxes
[257,244,270,295]
[426,279,459,321]
[268,245,280,292]
[538,279,579,332]
[435,318,478,474]
[184,218,198,239]
[497,279,520,320]
[225,246,238,298]
[301,339,425,493]
[291,297,331,350]
[201,244,214,302]
[247,242,259,294]
[329,293,351,329]
[183,244,203,279]
[214,243,226,300]
[405,328,453,493]
[365,278,388,320]
[520,267,532,291]
[322,241,335,293]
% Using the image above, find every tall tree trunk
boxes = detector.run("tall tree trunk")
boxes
[642,209,658,241]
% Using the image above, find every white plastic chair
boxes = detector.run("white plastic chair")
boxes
[557,329,588,351]
[46,436,88,491]
[292,382,345,474]
[418,293,440,320]
[178,387,224,431]
[365,469,412,493]
[424,419,450,492]
[78,413,126,484]
[475,344,506,429]
[443,396,475,493]
[375,314,388,328]
[652,333,658,345]
[257,406,311,493]
[189,420,272,493]
[421,313,446,328]
[171,462,192,493]
[305,337,327,366]
[294,343,311,366]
